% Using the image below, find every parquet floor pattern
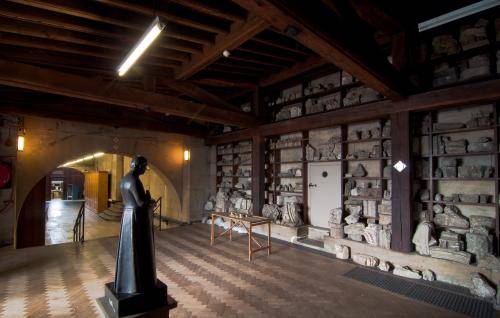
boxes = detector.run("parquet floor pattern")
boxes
[0,224,464,317]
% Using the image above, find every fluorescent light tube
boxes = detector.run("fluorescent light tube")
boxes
[117,16,166,76]
[418,0,500,32]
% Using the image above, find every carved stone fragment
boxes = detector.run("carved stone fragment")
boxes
[352,254,378,267]
[429,247,471,264]
[393,266,422,279]
[470,272,496,298]
[344,222,366,235]
[412,221,437,256]
[466,232,492,259]
[470,215,495,230]
[334,244,350,259]
[434,206,469,229]
[378,261,391,272]
[352,164,367,177]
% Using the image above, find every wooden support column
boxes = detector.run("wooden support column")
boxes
[391,111,413,252]
[252,132,265,216]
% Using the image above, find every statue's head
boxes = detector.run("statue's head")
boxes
[130,155,148,175]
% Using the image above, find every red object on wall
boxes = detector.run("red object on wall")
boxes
[0,162,12,189]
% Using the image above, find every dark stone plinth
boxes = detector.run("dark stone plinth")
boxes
[97,280,177,317]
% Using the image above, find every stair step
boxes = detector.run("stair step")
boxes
[98,213,121,222]
[297,237,325,249]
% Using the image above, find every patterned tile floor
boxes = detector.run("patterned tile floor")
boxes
[0,224,467,317]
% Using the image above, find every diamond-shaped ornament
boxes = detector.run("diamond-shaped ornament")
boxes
[393,160,407,172]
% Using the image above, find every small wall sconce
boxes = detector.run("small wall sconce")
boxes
[184,149,190,161]
[17,128,25,152]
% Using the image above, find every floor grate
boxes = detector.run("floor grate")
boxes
[344,267,495,318]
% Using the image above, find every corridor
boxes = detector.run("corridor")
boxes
[45,200,121,245]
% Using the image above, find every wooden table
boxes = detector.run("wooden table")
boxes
[210,212,272,261]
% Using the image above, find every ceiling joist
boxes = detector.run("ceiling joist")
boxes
[0,60,256,127]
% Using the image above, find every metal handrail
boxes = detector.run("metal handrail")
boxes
[73,201,85,243]
[153,196,165,231]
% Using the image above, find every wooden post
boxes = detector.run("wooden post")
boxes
[268,222,271,255]
[248,224,253,261]
[252,133,265,216]
[391,111,413,252]
[210,213,215,246]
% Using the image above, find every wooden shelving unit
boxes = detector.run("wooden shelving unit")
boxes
[412,103,499,253]
[216,140,253,198]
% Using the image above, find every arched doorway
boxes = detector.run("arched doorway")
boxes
[16,152,181,248]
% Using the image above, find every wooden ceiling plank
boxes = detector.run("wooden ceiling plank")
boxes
[260,56,328,86]
[235,47,299,63]
[0,19,191,63]
[175,14,268,80]
[158,78,240,110]
[0,33,181,69]
[168,0,246,22]
[232,0,411,99]
[0,59,255,127]
[0,2,203,54]
[94,0,229,34]
[191,78,257,89]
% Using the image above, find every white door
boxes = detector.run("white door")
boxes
[308,162,342,228]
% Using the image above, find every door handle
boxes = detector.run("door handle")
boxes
[308,183,317,188]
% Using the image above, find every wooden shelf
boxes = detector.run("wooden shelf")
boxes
[417,125,496,136]
[423,177,495,181]
[419,200,496,207]
[270,176,303,179]
[269,160,304,164]
[269,145,303,150]
[344,195,382,200]
[343,177,389,180]
[342,137,390,144]
[344,157,391,162]
[420,151,496,158]
[267,190,303,195]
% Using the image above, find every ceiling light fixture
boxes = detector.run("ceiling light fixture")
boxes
[418,0,499,32]
[117,16,166,76]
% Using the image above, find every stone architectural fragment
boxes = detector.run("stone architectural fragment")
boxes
[439,230,464,251]
[470,272,496,298]
[328,208,343,225]
[433,206,469,229]
[329,223,345,239]
[422,270,436,281]
[466,232,492,259]
[344,223,365,235]
[378,228,391,250]
[352,254,378,267]
[363,224,382,246]
[470,215,495,230]
[412,221,437,256]
[393,266,422,279]
[378,261,391,272]
[334,244,350,259]
[352,164,367,177]
[429,247,471,264]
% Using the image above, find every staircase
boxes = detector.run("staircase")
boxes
[99,201,124,222]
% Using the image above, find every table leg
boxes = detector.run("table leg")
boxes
[210,214,214,246]
[248,224,252,261]
[268,222,271,255]
[229,219,232,241]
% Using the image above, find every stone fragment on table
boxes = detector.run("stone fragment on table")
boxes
[434,206,469,229]
[412,221,437,256]
[378,261,391,272]
[422,269,436,281]
[470,215,495,230]
[470,272,496,298]
[393,265,422,279]
[429,247,471,264]
[262,204,281,221]
[334,244,350,259]
[352,254,378,267]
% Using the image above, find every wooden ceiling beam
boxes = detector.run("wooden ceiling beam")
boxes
[191,78,258,89]
[250,37,309,56]
[0,2,203,54]
[0,33,181,69]
[168,0,246,22]
[0,19,191,63]
[94,0,229,34]
[235,47,300,63]
[0,60,256,127]
[232,0,412,100]
[175,14,268,80]
[347,0,405,34]
[0,98,208,137]
[157,78,240,111]
[260,56,328,86]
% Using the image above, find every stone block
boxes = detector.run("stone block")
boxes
[378,214,392,226]
[352,254,378,267]
[363,224,382,246]
[442,166,457,178]
[468,140,494,153]
[441,158,457,167]
[433,122,464,131]
[378,228,391,249]
[459,194,479,203]
[423,269,436,281]
[429,247,471,264]
[393,265,422,279]
[344,222,365,235]
[352,164,367,177]
[330,223,345,239]
[470,215,495,230]
[345,214,360,225]
[378,261,391,272]
[470,272,496,298]
[328,208,343,225]
[433,204,444,214]
[439,230,464,251]
[348,234,363,242]
[479,194,491,204]
[434,206,469,229]
[444,139,467,154]
[466,232,492,259]
[334,244,350,259]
